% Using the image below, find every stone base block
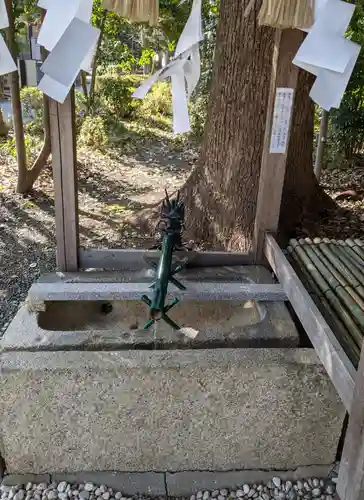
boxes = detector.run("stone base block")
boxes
[0,348,344,473]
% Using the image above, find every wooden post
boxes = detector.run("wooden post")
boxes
[337,343,364,500]
[50,89,79,271]
[253,29,305,262]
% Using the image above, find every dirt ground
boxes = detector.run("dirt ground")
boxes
[0,133,363,334]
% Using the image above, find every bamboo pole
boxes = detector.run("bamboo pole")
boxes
[288,246,360,366]
[324,238,364,289]
[337,240,364,269]
[347,239,364,261]
[290,239,364,343]
[312,238,364,303]
[304,239,364,311]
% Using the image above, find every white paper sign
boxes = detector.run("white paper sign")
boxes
[269,88,294,154]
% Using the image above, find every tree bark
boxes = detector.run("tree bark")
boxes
[89,9,107,112]
[0,107,8,137]
[5,0,27,193]
[16,37,52,194]
[278,70,335,241]
[180,0,334,251]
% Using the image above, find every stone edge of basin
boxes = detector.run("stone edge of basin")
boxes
[0,348,322,372]
[0,466,337,496]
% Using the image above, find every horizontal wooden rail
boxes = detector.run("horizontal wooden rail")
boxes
[264,233,355,412]
[79,247,253,270]
[28,281,287,306]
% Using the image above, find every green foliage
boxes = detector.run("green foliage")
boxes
[0,134,38,160]
[20,86,44,135]
[96,72,144,119]
[140,81,171,116]
[78,116,108,150]
[327,0,364,165]
[138,48,156,68]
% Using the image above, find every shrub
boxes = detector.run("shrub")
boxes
[96,72,145,119]
[140,81,172,117]
[78,116,108,150]
[20,87,44,135]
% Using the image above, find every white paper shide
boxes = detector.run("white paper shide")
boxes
[0,0,17,76]
[133,0,204,134]
[294,0,361,111]
[37,0,99,103]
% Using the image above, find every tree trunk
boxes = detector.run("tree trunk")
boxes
[17,38,52,194]
[278,70,335,241]
[180,0,334,251]
[89,9,107,112]
[5,0,27,194]
[181,0,274,252]
[0,107,8,137]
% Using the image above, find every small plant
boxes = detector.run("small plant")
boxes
[96,72,144,119]
[78,116,108,150]
[20,87,44,136]
[140,81,172,117]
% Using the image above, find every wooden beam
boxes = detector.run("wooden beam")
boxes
[253,29,305,262]
[50,89,79,271]
[28,281,287,304]
[78,248,253,270]
[264,233,355,412]
[337,343,364,500]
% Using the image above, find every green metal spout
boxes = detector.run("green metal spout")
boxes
[142,190,187,330]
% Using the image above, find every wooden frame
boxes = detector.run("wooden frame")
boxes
[78,247,253,270]
[50,89,79,271]
[253,29,304,262]
[48,27,364,500]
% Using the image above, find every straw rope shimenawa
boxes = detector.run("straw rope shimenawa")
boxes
[102,0,159,26]
[258,0,314,28]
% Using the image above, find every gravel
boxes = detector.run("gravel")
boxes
[0,476,338,500]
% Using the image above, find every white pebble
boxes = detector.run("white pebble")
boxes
[230,492,237,499]
[197,493,203,500]
[203,492,210,500]
[220,491,228,497]
[57,485,67,495]
[236,491,244,498]
[262,494,270,500]
[14,492,25,500]
[248,491,255,498]
[37,487,47,493]
[25,486,32,493]
[102,494,110,500]
[79,492,89,500]
[114,494,122,500]
[243,486,250,495]
[312,489,321,498]
[84,486,93,494]
[95,491,102,497]
[325,486,334,495]
[218,496,225,500]
[312,480,319,489]
[58,493,68,500]
[47,492,58,500]
[98,488,106,495]
[273,479,281,489]
[190,496,196,500]
[212,492,219,499]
